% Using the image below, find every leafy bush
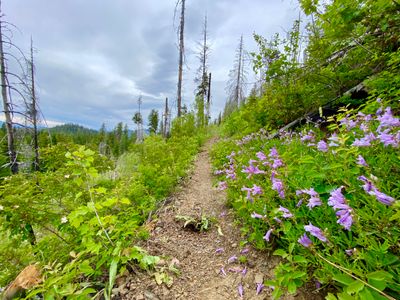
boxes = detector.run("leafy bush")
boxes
[0,132,203,297]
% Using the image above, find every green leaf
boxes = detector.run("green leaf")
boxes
[272,287,283,299]
[288,281,297,294]
[291,271,306,279]
[325,293,338,300]
[346,280,364,294]
[337,293,356,300]
[333,273,353,286]
[109,259,118,291]
[273,249,288,258]
[366,271,393,281]
[367,278,386,291]
[358,288,375,300]
[293,255,308,263]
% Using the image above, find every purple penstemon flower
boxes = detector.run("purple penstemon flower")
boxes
[242,267,247,276]
[377,107,400,129]
[256,151,267,161]
[278,206,293,218]
[240,248,249,254]
[220,267,227,276]
[304,223,327,242]
[371,190,395,206]
[241,186,252,200]
[215,248,224,254]
[377,130,399,147]
[300,130,315,142]
[345,249,354,256]
[356,155,368,167]
[217,181,228,191]
[328,187,353,230]
[228,255,237,263]
[271,171,285,198]
[271,158,284,169]
[317,140,329,152]
[263,228,273,242]
[357,175,376,193]
[269,147,279,158]
[241,164,265,179]
[297,188,322,209]
[352,133,376,147]
[214,169,224,175]
[251,212,264,219]
[238,283,244,298]
[358,175,395,205]
[298,233,312,247]
[256,283,264,295]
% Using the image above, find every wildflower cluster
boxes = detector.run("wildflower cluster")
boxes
[212,98,400,299]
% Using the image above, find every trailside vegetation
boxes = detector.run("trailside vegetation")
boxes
[213,0,400,299]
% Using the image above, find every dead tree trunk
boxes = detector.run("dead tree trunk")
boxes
[206,72,211,125]
[176,0,185,117]
[0,13,18,174]
[235,35,244,107]
[163,97,169,138]
[29,38,39,171]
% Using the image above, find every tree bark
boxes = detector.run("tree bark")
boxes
[0,13,18,174]
[177,0,185,117]
[30,38,39,171]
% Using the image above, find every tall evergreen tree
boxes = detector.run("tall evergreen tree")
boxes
[148,109,159,134]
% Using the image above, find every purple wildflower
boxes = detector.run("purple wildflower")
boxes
[217,181,228,191]
[356,155,368,167]
[271,171,285,198]
[298,233,312,247]
[215,248,224,254]
[252,184,263,195]
[272,158,284,169]
[241,186,252,200]
[278,206,293,218]
[377,107,400,129]
[251,212,264,219]
[315,280,322,289]
[256,283,264,295]
[274,217,282,223]
[352,133,376,147]
[328,187,353,230]
[345,249,354,256]
[242,267,247,276]
[358,175,375,193]
[227,255,237,263]
[297,188,321,209]
[336,209,353,230]
[372,190,395,206]
[240,248,249,254]
[214,169,224,175]
[317,140,329,152]
[238,283,244,298]
[256,151,267,161]
[304,223,327,242]
[358,176,395,205]
[241,164,265,179]
[220,267,227,276]
[300,130,315,142]
[263,228,273,242]
[269,147,279,158]
[378,130,398,147]
[327,187,346,209]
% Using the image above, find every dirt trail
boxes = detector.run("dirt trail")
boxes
[116,140,319,300]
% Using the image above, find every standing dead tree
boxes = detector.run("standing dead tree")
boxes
[224,35,247,117]
[175,0,185,117]
[194,15,211,127]
[27,38,39,171]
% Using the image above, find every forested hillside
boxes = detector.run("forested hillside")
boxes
[1,0,399,299]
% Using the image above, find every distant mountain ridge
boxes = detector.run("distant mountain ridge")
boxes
[43,123,98,135]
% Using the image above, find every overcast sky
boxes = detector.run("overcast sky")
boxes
[1,0,302,130]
